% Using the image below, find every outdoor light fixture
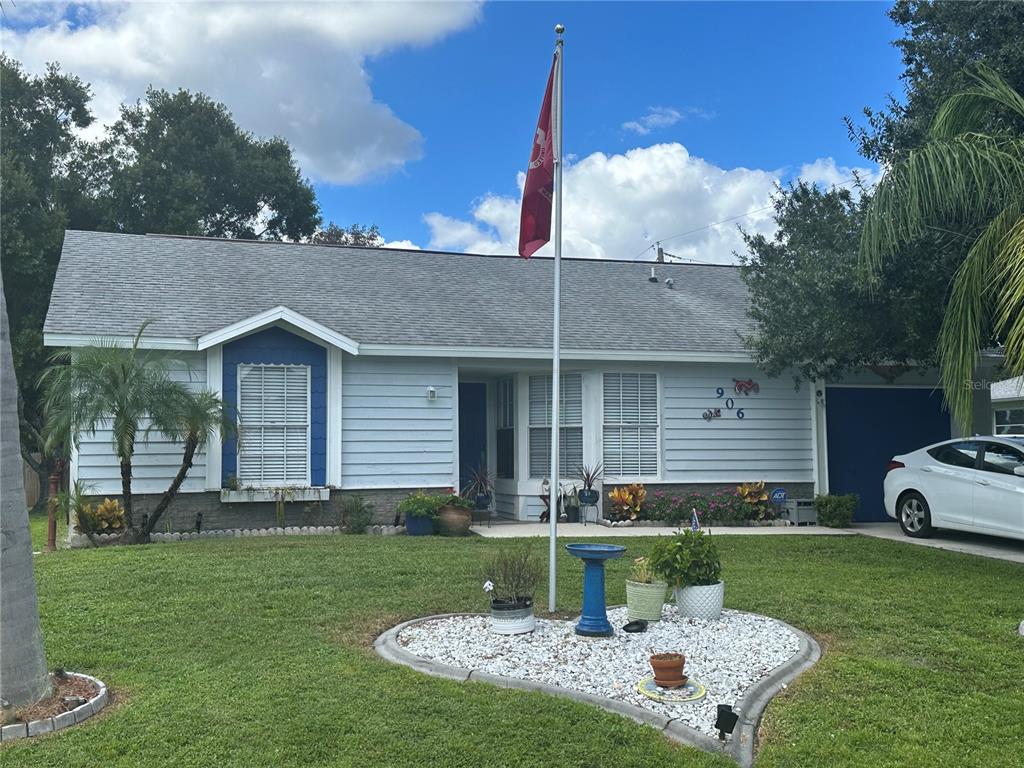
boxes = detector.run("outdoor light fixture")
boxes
[715,704,739,740]
[426,386,437,401]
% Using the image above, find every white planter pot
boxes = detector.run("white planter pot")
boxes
[674,581,724,621]
[489,603,536,635]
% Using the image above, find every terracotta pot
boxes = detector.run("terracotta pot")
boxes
[437,505,472,536]
[649,652,687,688]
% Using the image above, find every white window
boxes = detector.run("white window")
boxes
[237,364,310,486]
[528,373,583,478]
[496,378,515,479]
[603,373,659,477]
[995,407,1024,435]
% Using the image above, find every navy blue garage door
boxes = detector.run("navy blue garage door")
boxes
[826,387,950,522]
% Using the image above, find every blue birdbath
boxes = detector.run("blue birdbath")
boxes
[564,543,627,636]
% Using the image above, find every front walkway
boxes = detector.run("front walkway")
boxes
[471,522,854,538]
[853,522,1024,564]
[472,521,1024,564]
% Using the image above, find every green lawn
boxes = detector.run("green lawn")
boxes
[6,532,1023,767]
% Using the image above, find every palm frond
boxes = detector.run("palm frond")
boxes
[992,212,1024,378]
[930,64,1024,139]
[861,134,1024,277]
[938,206,1022,427]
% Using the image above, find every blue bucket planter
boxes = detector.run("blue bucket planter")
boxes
[405,516,434,536]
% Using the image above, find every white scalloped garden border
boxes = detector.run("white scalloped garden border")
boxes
[376,612,820,768]
[69,525,405,547]
[0,672,108,742]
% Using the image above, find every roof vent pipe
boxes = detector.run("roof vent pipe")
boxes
[649,267,658,283]
[665,277,674,289]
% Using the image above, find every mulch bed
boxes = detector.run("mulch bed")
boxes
[2,673,99,725]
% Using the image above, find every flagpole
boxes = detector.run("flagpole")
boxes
[548,23,564,614]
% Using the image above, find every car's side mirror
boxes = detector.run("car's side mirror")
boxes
[1015,466,1024,477]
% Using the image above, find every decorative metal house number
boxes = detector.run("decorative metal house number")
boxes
[704,379,759,422]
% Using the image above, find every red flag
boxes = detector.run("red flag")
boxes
[518,55,557,258]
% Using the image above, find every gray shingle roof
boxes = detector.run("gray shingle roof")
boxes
[992,376,1024,402]
[44,230,754,354]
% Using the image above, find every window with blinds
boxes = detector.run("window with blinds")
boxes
[237,364,311,486]
[496,378,515,479]
[528,373,583,478]
[603,373,659,477]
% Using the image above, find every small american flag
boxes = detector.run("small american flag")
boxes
[691,508,700,532]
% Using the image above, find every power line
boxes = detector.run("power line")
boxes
[631,175,864,262]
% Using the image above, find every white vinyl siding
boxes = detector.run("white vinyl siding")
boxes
[528,373,583,478]
[661,366,813,482]
[341,357,455,488]
[603,372,659,477]
[73,352,208,495]
[237,364,310,486]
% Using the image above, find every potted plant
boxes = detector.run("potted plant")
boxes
[397,491,440,536]
[483,545,542,635]
[577,463,602,506]
[437,491,474,536]
[649,652,687,688]
[463,465,493,510]
[563,485,581,523]
[649,530,724,620]
[626,556,667,622]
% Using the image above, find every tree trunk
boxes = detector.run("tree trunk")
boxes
[120,458,135,533]
[0,275,51,707]
[145,435,198,535]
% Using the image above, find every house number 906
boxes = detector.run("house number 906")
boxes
[712,387,745,420]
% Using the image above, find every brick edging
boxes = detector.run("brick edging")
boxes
[0,672,109,742]
[374,610,819,767]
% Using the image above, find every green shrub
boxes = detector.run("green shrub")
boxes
[648,530,722,587]
[815,494,858,528]
[77,497,125,536]
[482,545,542,607]
[342,496,374,534]
[396,491,445,519]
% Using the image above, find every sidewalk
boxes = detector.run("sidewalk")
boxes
[471,522,854,539]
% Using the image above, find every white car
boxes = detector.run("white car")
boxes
[883,436,1024,541]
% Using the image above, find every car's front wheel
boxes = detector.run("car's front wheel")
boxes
[897,491,933,538]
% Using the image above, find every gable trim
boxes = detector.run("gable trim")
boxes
[196,306,360,354]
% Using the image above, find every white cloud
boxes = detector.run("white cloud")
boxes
[621,106,711,135]
[424,142,784,264]
[2,1,481,184]
[798,157,880,190]
[380,239,420,250]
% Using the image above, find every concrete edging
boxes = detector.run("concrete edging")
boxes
[0,672,108,743]
[374,611,819,767]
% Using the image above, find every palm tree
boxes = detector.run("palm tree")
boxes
[1,274,51,707]
[144,391,233,536]
[41,324,192,540]
[861,64,1024,429]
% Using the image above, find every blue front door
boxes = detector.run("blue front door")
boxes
[826,387,951,522]
[459,383,487,494]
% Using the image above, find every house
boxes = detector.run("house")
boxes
[43,230,997,529]
[992,376,1024,434]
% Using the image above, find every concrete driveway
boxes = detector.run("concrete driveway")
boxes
[854,522,1024,564]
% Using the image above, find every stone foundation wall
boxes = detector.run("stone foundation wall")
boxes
[81,487,449,534]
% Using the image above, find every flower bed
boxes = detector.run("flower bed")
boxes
[605,482,782,527]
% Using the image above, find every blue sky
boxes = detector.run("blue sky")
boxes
[3,2,904,260]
